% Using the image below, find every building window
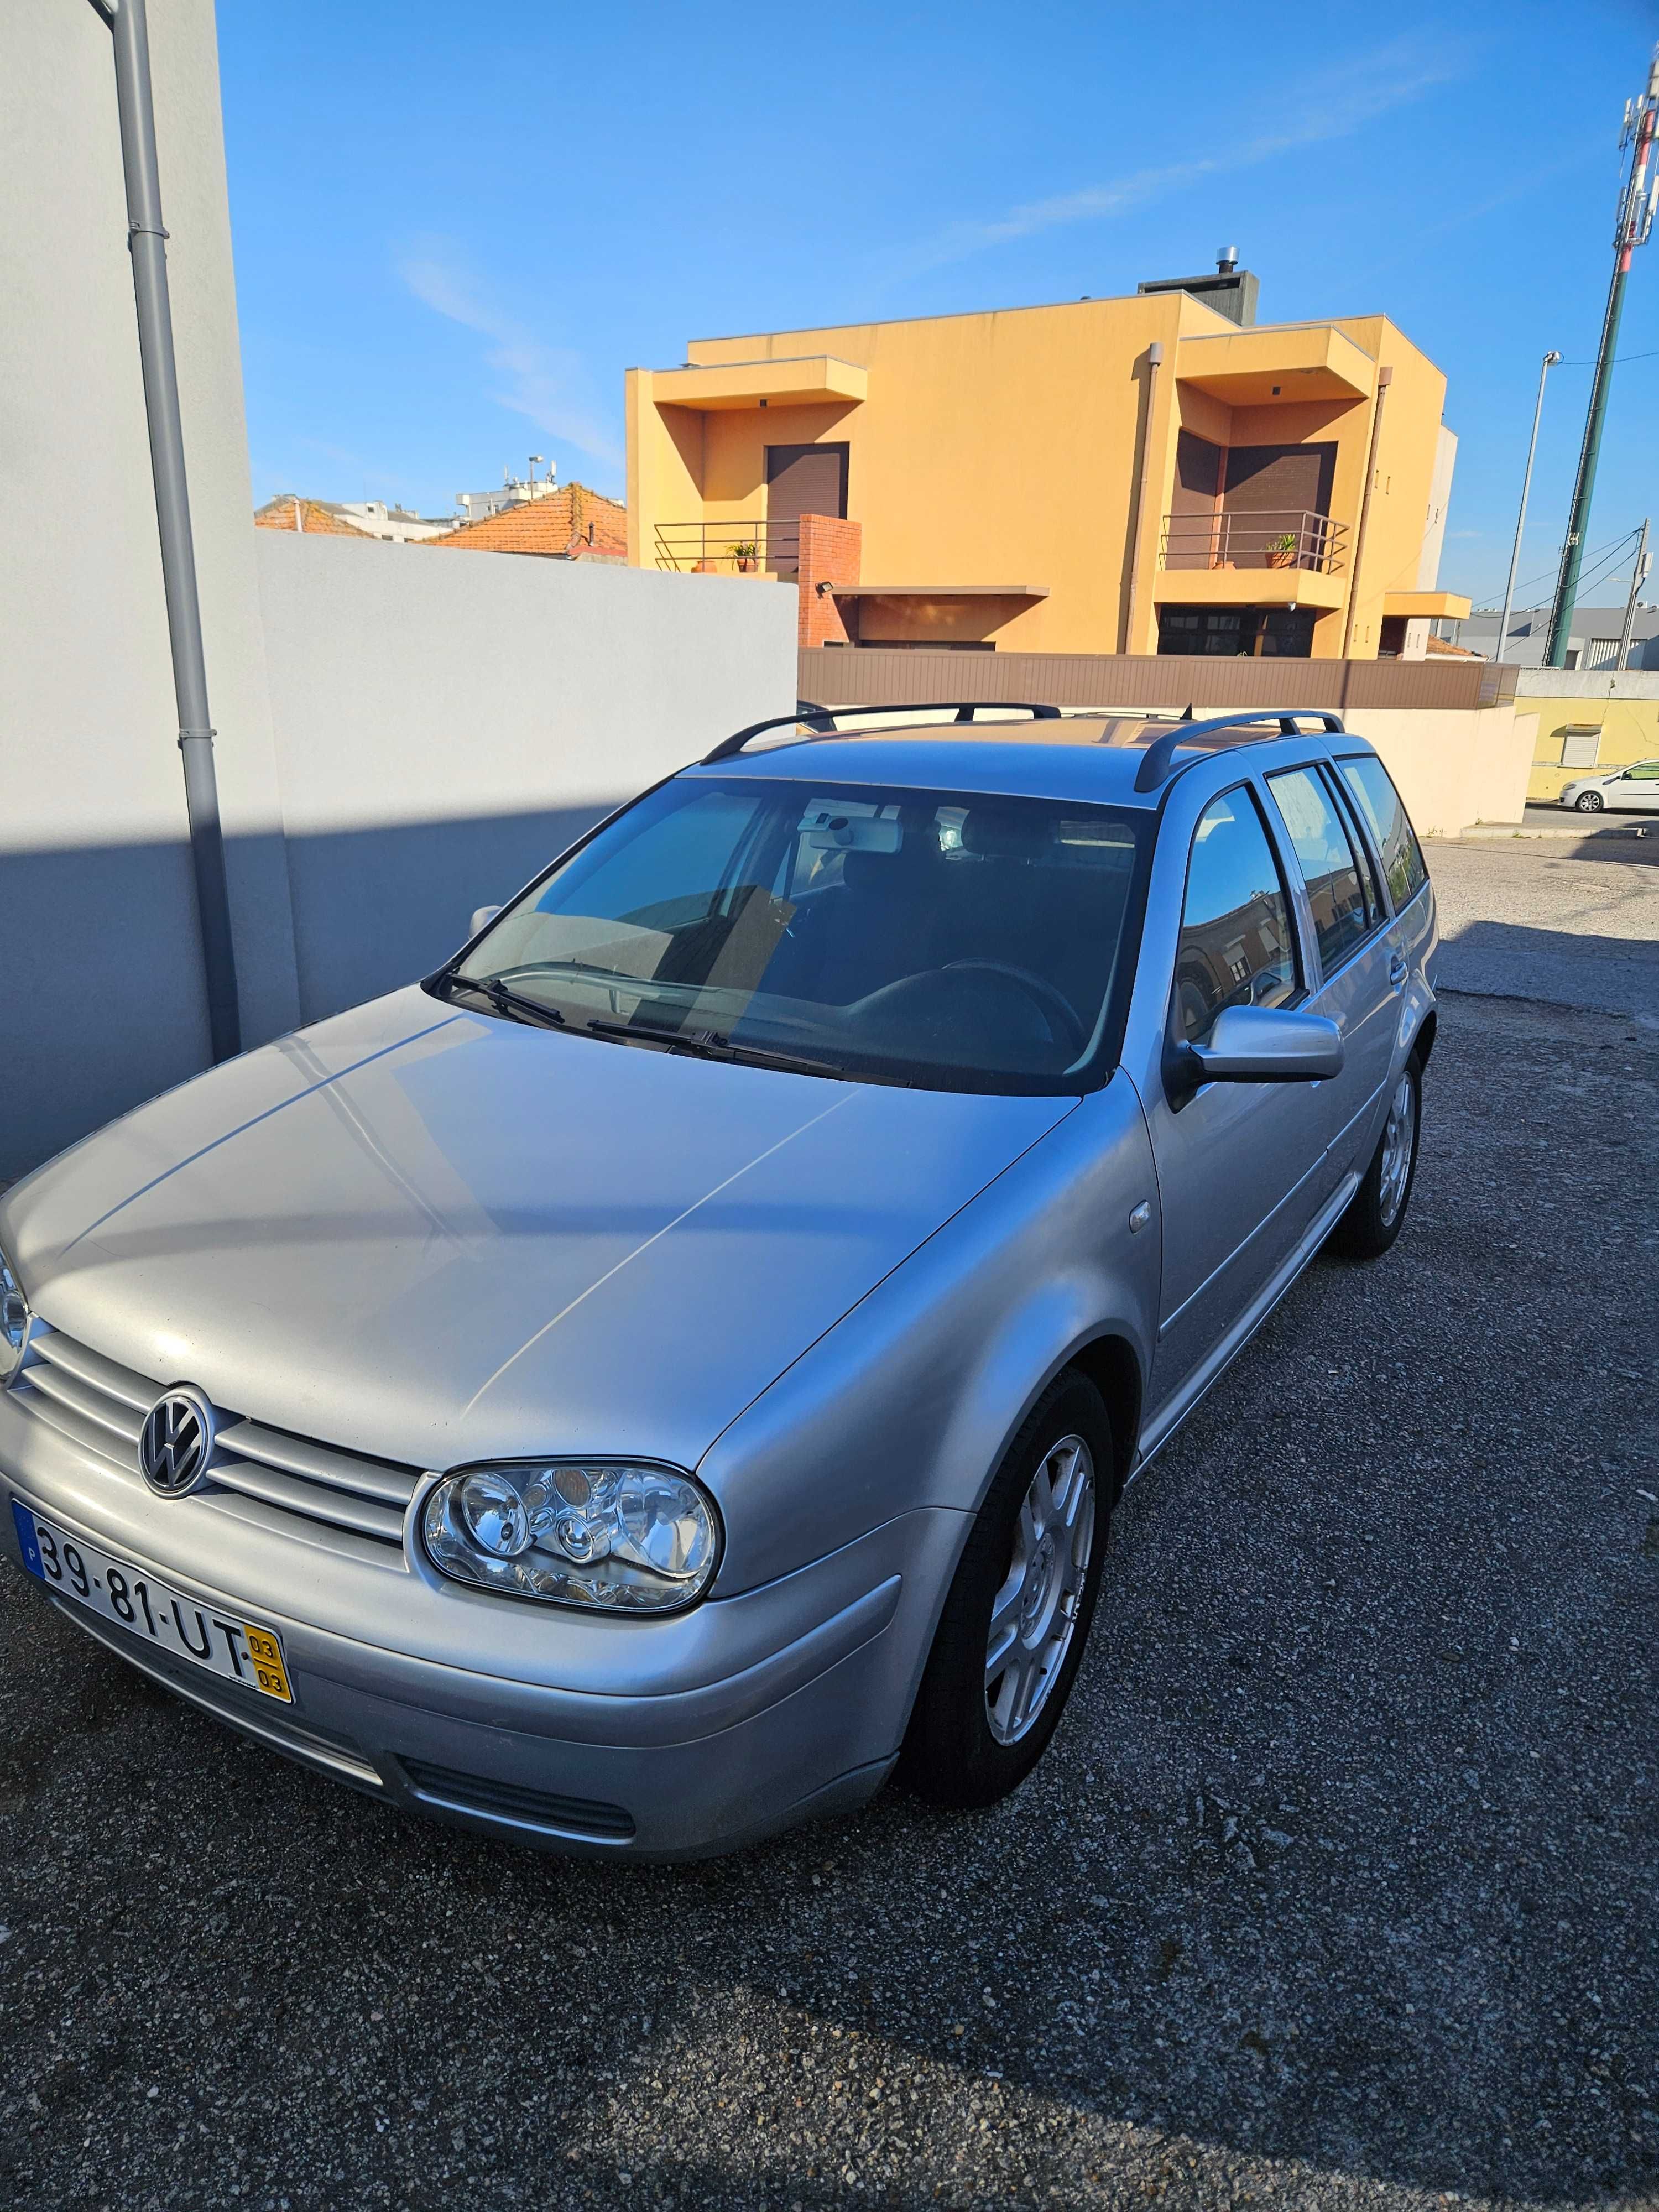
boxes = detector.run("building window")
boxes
[1157,605,1316,658]
[1558,726,1602,769]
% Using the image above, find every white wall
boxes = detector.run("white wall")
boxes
[0,2,797,1183]
[1,0,299,1178]
[1357,705,1537,836]
[255,538,797,1018]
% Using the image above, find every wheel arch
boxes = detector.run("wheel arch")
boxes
[1413,1008,1438,1068]
[1063,1332,1142,1504]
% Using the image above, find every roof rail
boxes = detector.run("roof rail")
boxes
[1133,709,1346,794]
[700,698,1062,766]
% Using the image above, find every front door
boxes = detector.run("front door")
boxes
[1144,784,1331,1424]
[1611,760,1659,808]
[765,444,848,573]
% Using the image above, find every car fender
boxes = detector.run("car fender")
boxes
[697,1077,1159,1599]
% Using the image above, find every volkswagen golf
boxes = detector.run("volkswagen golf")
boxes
[1,706,1437,1857]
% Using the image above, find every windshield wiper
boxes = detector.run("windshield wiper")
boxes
[583,1018,844,1078]
[443,973,566,1029]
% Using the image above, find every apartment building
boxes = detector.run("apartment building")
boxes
[625,261,1469,660]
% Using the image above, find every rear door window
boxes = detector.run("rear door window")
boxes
[1322,763,1384,930]
[1174,788,1299,1044]
[1338,756,1428,911]
[1266,766,1370,977]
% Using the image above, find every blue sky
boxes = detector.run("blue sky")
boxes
[220,0,1659,612]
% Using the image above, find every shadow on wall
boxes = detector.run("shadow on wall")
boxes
[281,802,620,1021]
[0,803,623,1183]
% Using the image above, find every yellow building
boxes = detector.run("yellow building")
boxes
[626,263,1469,660]
[1520,676,1659,801]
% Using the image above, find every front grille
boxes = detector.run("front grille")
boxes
[13,1324,422,1557]
[400,1757,636,1841]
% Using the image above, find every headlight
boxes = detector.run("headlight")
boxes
[1,1247,32,1387]
[421,1460,721,1613]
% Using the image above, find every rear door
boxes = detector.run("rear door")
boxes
[1260,762,1397,1186]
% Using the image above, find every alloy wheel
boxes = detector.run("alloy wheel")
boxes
[984,1434,1095,1745]
[1378,1072,1417,1228]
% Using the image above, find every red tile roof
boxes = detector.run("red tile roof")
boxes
[254,495,373,537]
[424,483,627,559]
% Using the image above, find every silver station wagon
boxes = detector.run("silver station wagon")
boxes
[1,706,1438,1858]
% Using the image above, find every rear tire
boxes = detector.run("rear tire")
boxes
[1333,1055,1421,1259]
[898,1371,1114,1810]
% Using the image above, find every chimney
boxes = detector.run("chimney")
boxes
[1136,250,1258,326]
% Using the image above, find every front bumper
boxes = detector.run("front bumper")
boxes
[0,1384,966,1859]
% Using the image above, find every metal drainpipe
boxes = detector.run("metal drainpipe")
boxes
[1121,340,1165,655]
[1340,364,1392,661]
[90,0,242,1060]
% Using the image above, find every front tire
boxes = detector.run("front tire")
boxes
[1575,790,1604,813]
[899,1372,1114,1809]
[1333,1055,1421,1259]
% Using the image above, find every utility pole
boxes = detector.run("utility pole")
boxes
[1545,44,1659,667]
[1616,517,1651,670]
[1494,349,1561,663]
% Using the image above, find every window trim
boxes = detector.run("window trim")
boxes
[1318,759,1391,938]
[1170,778,1307,1051]
[1261,761,1381,992]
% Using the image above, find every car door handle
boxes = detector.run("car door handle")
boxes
[1388,952,1408,990]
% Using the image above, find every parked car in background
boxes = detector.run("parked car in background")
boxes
[1,706,1437,1859]
[1559,758,1659,811]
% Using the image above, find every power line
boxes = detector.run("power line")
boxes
[1473,526,1640,611]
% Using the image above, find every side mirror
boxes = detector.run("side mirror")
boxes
[1165,1004,1344,1105]
[469,904,503,941]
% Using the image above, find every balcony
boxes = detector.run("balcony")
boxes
[654,520,800,574]
[1160,508,1347,576]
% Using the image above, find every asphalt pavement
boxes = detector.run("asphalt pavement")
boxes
[1430,833,1659,1022]
[2,860,1656,2212]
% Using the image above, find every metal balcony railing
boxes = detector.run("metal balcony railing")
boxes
[654,520,801,574]
[1160,509,1347,576]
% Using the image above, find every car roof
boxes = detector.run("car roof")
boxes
[680,711,1379,810]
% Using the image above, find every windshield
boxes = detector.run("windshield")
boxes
[441,774,1150,1093]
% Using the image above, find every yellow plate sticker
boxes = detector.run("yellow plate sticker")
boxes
[243,1624,294,1703]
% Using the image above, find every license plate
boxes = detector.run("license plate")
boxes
[11,1499,294,1704]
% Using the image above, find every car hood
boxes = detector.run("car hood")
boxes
[3,989,1076,1473]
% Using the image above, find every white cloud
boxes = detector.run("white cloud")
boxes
[399,242,622,471]
[888,41,1469,280]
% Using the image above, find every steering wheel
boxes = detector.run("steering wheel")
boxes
[851,961,1086,1056]
[942,961,1087,1055]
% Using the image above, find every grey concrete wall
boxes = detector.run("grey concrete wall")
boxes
[1,0,300,1181]
[254,538,797,1020]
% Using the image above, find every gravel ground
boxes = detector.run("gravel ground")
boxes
[2,989,1657,2211]
[1429,838,1659,1021]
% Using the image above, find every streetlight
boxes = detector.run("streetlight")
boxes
[1493,349,1561,666]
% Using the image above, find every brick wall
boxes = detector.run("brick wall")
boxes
[796,513,862,648]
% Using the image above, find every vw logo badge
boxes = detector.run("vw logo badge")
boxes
[138,1386,217,1498]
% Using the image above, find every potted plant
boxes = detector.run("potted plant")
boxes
[731,539,760,573]
[1264,532,1298,570]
